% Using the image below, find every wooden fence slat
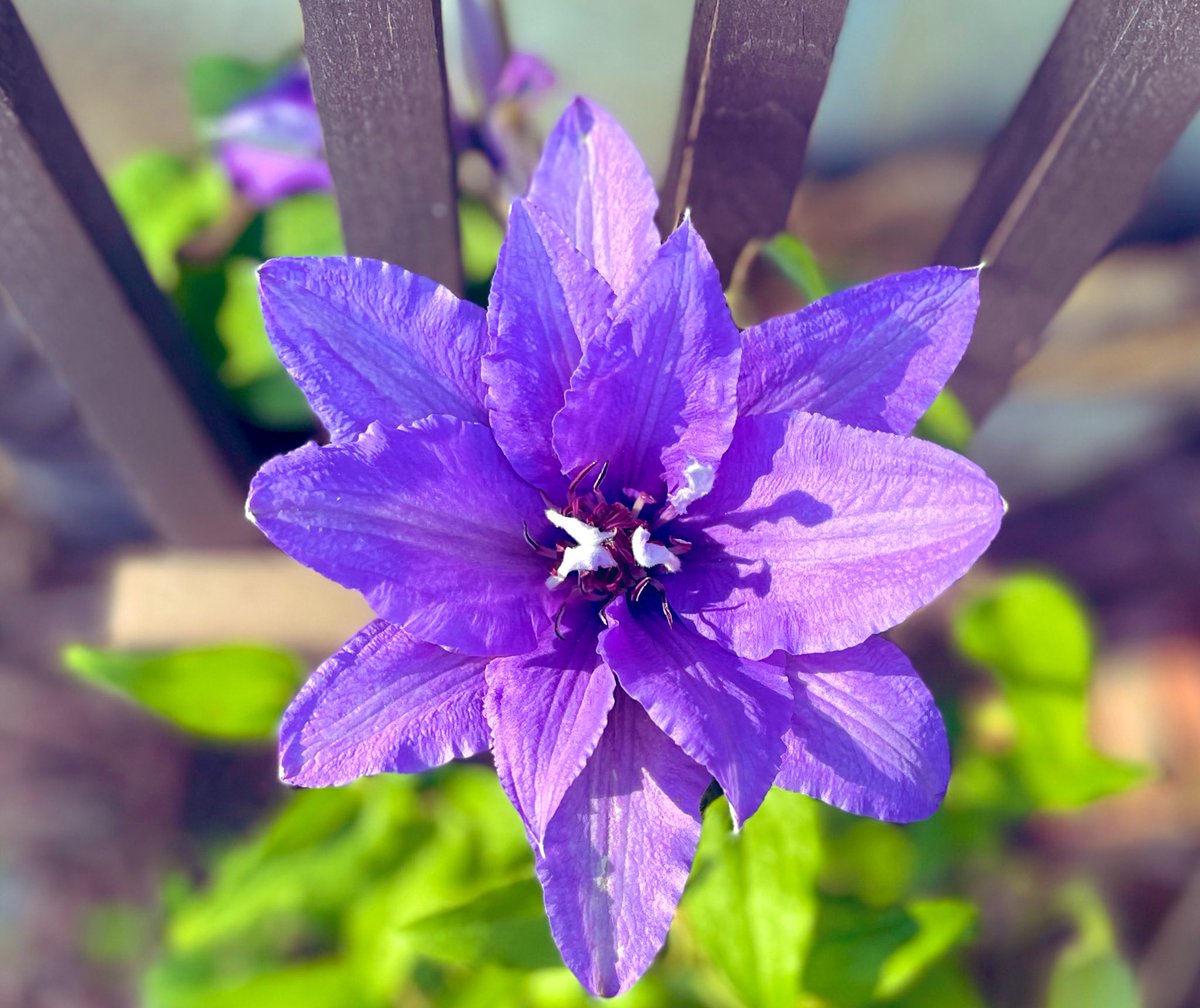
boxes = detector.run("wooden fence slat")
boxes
[300,0,463,292]
[0,1,259,547]
[659,0,849,283]
[938,0,1200,423]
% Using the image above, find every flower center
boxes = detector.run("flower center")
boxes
[526,461,689,630]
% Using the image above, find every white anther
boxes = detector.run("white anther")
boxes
[631,526,681,574]
[667,458,716,515]
[544,509,617,587]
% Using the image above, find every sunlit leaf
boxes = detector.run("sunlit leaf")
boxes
[460,198,506,284]
[803,898,918,1008]
[952,572,1148,810]
[395,878,559,970]
[108,153,230,287]
[875,898,976,999]
[62,643,303,741]
[761,234,831,301]
[821,816,916,908]
[145,957,361,1008]
[683,790,822,1008]
[263,193,344,258]
[1046,884,1139,1008]
[913,388,974,452]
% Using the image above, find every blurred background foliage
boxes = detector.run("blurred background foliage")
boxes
[65,564,1145,1007]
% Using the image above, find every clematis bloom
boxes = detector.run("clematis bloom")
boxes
[213,63,333,207]
[247,98,1003,995]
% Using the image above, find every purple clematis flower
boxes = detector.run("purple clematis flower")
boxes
[247,98,1003,995]
[213,63,333,207]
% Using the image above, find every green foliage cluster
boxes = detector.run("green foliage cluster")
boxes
[66,569,1145,1007]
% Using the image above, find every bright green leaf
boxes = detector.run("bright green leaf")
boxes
[108,153,230,287]
[1046,884,1140,1008]
[952,572,1148,810]
[821,817,916,907]
[803,898,918,1008]
[233,370,314,430]
[459,199,505,284]
[875,898,976,999]
[953,571,1093,689]
[913,388,975,452]
[395,878,559,970]
[62,643,304,741]
[216,257,274,387]
[683,790,823,1008]
[761,234,831,301]
[263,193,344,258]
[146,957,362,1008]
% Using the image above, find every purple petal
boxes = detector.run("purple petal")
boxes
[537,690,709,996]
[528,98,660,295]
[258,257,488,442]
[218,143,332,207]
[247,417,552,656]
[598,597,790,826]
[486,606,615,845]
[777,636,949,822]
[553,221,741,501]
[739,267,981,434]
[672,411,1003,658]
[483,200,614,492]
[493,52,556,102]
[281,619,488,786]
[214,64,330,207]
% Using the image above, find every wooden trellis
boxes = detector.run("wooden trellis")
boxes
[1,0,1198,545]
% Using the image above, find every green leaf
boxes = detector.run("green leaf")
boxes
[233,370,314,430]
[953,571,1092,689]
[820,817,916,907]
[395,878,559,970]
[881,957,986,1008]
[761,234,830,301]
[913,388,975,452]
[108,152,230,287]
[263,193,344,258]
[803,898,918,1008]
[187,56,278,120]
[952,572,1148,810]
[62,643,304,741]
[459,199,505,284]
[1046,884,1139,1008]
[875,898,976,1000]
[145,957,362,1008]
[216,257,274,386]
[683,790,822,1008]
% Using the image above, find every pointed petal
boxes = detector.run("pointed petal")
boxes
[258,257,487,441]
[553,221,741,500]
[672,411,1003,658]
[528,97,661,294]
[483,200,614,492]
[280,619,489,786]
[598,597,790,826]
[486,607,615,845]
[247,417,552,656]
[537,690,709,996]
[739,267,980,433]
[778,636,950,822]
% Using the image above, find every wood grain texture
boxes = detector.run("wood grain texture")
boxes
[301,0,463,292]
[0,0,258,547]
[659,0,848,283]
[938,0,1200,422]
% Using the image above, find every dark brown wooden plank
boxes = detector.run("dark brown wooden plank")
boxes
[659,0,849,283]
[0,0,259,547]
[300,0,463,292]
[938,0,1200,423]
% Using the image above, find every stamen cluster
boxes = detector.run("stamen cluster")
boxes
[527,461,690,628]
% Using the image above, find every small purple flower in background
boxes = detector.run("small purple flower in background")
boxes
[246,98,1003,995]
[213,63,332,207]
[451,0,555,194]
